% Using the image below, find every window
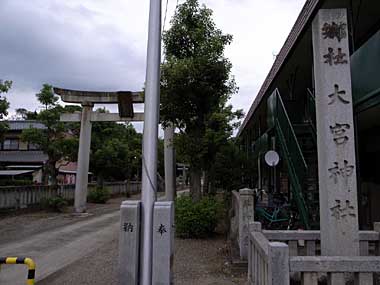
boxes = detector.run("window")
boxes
[3,139,19,150]
[28,143,40,150]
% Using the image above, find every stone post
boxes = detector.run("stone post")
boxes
[238,188,255,260]
[268,242,290,285]
[248,222,262,282]
[74,103,93,213]
[312,9,359,256]
[152,201,174,285]
[119,201,141,285]
[374,222,380,256]
[164,124,176,201]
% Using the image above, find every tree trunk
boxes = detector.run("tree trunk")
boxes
[190,167,202,202]
[203,170,210,195]
[97,175,104,188]
[209,178,216,196]
[46,160,58,187]
[42,165,49,185]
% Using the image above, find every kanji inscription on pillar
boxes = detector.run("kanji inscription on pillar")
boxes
[123,222,134,233]
[323,48,348,66]
[312,9,359,256]
[322,22,347,42]
[330,123,351,145]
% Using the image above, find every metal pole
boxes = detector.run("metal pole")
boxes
[164,124,176,201]
[140,0,162,284]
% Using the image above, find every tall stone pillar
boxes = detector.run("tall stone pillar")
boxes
[238,188,255,260]
[75,103,93,213]
[119,201,141,285]
[164,124,176,201]
[312,9,359,256]
[152,201,174,284]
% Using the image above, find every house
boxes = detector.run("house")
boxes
[0,120,86,185]
[238,0,380,230]
[0,121,47,183]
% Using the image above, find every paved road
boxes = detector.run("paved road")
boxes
[0,192,187,284]
[0,209,120,284]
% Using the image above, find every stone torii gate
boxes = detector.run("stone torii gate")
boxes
[54,87,144,213]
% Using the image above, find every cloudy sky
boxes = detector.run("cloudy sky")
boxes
[0,0,305,132]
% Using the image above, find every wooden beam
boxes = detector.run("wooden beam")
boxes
[60,112,145,122]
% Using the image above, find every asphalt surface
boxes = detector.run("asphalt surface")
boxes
[0,205,120,284]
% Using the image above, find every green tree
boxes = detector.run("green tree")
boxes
[37,84,59,110]
[212,138,247,192]
[160,0,238,200]
[15,108,38,120]
[0,80,12,140]
[90,111,142,186]
[201,105,243,194]
[21,85,80,186]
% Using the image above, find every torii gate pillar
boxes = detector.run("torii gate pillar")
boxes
[75,103,93,213]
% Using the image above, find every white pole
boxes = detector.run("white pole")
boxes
[164,124,176,201]
[140,0,162,284]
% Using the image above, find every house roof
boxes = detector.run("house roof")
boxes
[0,170,34,176]
[6,165,42,169]
[237,0,321,137]
[0,151,48,163]
[6,120,46,131]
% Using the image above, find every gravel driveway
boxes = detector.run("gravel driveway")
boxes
[38,234,247,285]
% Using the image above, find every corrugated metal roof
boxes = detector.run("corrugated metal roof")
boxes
[0,151,48,163]
[7,165,42,169]
[0,170,34,176]
[5,120,47,131]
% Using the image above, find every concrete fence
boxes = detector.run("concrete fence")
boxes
[248,222,380,285]
[0,181,141,210]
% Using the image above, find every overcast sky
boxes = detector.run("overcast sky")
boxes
[0,0,305,132]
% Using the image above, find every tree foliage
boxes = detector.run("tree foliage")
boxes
[0,80,12,140]
[15,108,38,120]
[37,84,59,110]
[21,84,80,185]
[90,110,143,185]
[161,0,242,200]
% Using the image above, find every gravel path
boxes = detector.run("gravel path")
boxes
[38,234,247,285]
[1,193,247,285]
[174,236,247,285]
[0,196,130,245]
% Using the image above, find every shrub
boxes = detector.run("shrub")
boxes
[175,196,222,238]
[41,195,68,212]
[88,187,111,204]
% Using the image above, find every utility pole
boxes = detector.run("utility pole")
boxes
[140,0,162,284]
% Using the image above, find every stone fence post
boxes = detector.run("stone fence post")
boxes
[238,188,255,260]
[248,222,262,282]
[374,222,380,256]
[268,242,290,285]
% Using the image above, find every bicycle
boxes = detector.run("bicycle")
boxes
[255,203,290,230]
